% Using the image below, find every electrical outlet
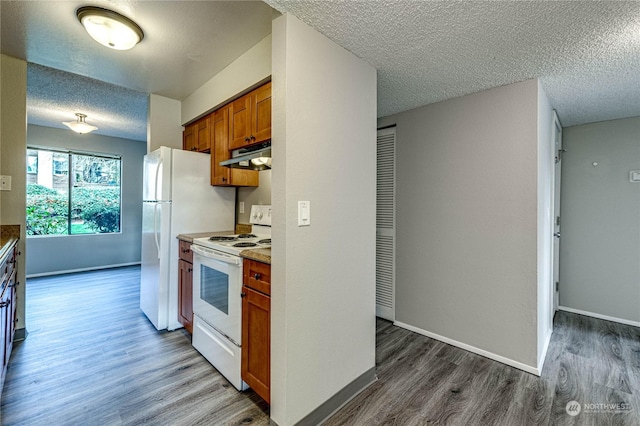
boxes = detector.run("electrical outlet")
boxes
[0,175,11,191]
[239,202,245,214]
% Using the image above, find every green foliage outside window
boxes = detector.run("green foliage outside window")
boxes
[26,184,121,235]
[26,148,122,236]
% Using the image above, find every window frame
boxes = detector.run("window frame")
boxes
[26,146,123,237]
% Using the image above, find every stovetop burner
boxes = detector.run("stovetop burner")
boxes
[237,234,257,239]
[258,239,271,244]
[208,236,238,242]
[233,242,258,248]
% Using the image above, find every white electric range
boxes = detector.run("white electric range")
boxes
[190,205,271,391]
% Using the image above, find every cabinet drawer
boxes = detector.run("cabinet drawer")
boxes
[178,240,193,263]
[243,259,270,296]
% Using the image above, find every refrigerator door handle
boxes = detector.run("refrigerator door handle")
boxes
[153,203,161,259]
[154,156,163,201]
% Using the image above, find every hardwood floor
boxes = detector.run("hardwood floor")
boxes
[325,313,640,426]
[0,266,269,425]
[2,266,639,425]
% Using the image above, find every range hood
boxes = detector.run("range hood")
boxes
[220,141,271,171]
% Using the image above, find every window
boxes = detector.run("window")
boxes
[26,148,122,236]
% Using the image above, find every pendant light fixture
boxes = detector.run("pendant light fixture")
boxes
[76,6,144,50]
[63,113,98,134]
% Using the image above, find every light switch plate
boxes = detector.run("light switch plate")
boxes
[630,171,640,182]
[0,175,11,191]
[298,201,310,226]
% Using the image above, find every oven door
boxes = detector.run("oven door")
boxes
[191,244,243,345]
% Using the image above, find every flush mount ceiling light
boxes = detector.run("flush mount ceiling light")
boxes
[76,6,144,50]
[63,113,98,134]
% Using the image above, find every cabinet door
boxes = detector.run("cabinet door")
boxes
[183,123,197,152]
[196,116,211,152]
[230,95,252,150]
[211,107,232,186]
[241,286,270,404]
[212,106,259,187]
[178,259,193,334]
[0,285,8,370]
[251,82,271,145]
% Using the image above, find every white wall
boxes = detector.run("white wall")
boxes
[271,14,377,425]
[148,94,181,152]
[0,54,27,333]
[378,79,542,372]
[560,117,640,324]
[25,125,147,276]
[181,34,272,124]
[536,82,554,369]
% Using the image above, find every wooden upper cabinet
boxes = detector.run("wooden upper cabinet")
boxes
[229,82,271,150]
[211,107,232,186]
[252,82,272,145]
[183,123,197,152]
[183,116,210,153]
[230,95,252,150]
[196,117,211,152]
[211,106,259,187]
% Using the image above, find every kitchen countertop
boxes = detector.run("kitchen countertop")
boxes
[176,231,235,243]
[0,225,20,263]
[240,248,271,265]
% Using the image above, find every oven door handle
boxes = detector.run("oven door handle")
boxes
[191,245,241,266]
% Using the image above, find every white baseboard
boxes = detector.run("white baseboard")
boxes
[558,306,640,328]
[26,262,141,278]
[393,321,541,376]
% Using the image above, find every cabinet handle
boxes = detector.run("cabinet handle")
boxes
[244,137,250,142]
[188,268,193,273]
[240,292,247,298]
[222,177,227,182]
[0,301,8,308]
[254,273,261,280]
[250,135,256,140]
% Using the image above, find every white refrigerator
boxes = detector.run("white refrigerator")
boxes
[140,146,235,331]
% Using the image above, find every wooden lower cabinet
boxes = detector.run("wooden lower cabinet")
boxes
[1,241,18,394]
[241,258,270,404]
[178,240,194,334]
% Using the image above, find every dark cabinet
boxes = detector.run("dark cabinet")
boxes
[0,242,18,393]
[178,240,193,334]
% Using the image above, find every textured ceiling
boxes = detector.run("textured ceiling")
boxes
[2,1,639,142]
[27,64,148,141]
[1,1,274,141]
[266,0,640,126]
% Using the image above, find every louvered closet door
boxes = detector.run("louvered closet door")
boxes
[376,127,396,321]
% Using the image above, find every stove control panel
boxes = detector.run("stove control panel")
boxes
[250,205,272,226]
